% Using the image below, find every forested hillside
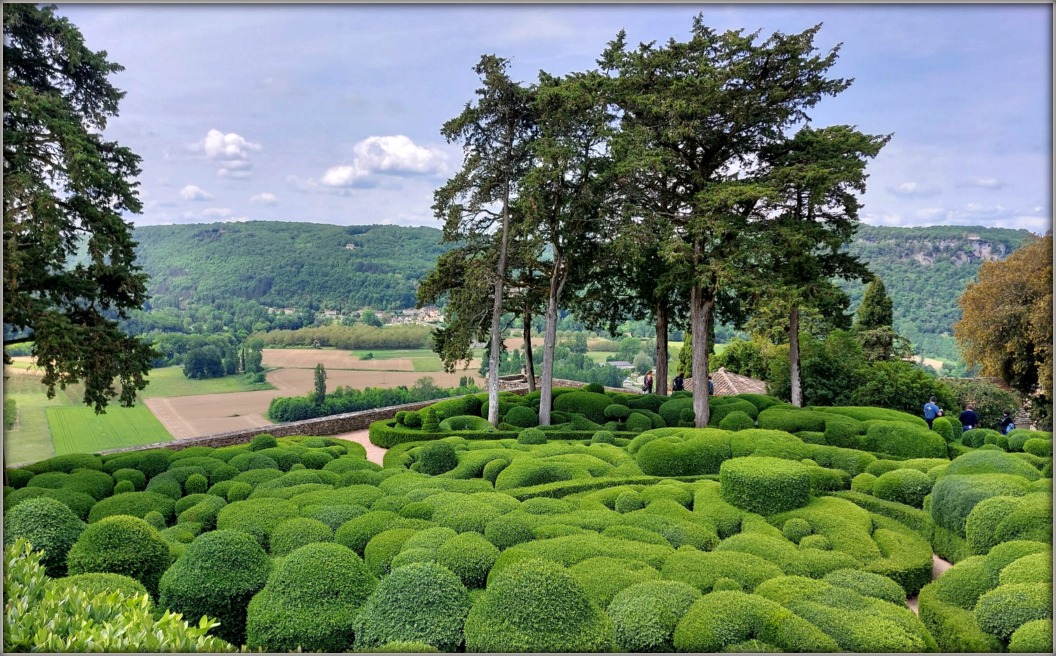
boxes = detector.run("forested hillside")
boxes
[133,222,449,312]
[841,225,1036,363]
[130,221,1036,364]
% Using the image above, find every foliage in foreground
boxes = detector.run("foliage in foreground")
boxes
[3,539,233,653]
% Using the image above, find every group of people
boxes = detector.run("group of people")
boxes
[641,370,711,395]
[923,396,1017,434]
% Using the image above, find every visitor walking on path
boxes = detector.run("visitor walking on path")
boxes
[923,396,943,429]
[672,371,685,392]
[999,411,1016,434]
[642,370,653,394]
[959,404,979,431]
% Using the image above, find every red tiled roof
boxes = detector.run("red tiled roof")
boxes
[684,367,768,396]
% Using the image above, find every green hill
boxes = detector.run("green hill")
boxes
[133,221,448,312]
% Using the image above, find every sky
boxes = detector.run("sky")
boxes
[56,3,1053,234]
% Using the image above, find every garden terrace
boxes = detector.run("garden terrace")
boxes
[4,391,1052,653]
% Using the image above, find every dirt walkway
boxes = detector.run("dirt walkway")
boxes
[906,553,954,614]
[329,428,386,465]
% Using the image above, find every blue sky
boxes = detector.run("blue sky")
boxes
[58,3,1052,234]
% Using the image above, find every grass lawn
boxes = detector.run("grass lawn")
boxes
[138,366,275,398]
[3,371,74,465]
[46,404,172,455]
[348,348,480,373]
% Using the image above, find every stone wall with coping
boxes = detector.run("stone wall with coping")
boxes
[96,376,631,458]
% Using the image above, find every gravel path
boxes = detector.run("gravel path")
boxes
[329,428,387,465]
[906,553,954,614]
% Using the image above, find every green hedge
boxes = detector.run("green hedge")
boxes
[1009,619,1053,653]
[464,558,615,652]
[975,583,1053,641]
[268,517,333,557]
[945,449,1043,480]
[873,468,932,508]
[3,496,85,577]
[661,547,784,593]
[215,498,299,551]
[930,473,1031,535]
[435,531,499,589]
[245,541,377,652]
[862,421,948,459]
[607,579,701,652]
[720,457,811,515]
[66,515,171,597]
[158,529,271,646]
[756,407,827,433]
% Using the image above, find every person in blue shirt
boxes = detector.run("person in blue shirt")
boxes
[923,396,943,429]
[958,404,979,431]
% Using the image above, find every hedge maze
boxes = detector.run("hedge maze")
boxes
[4,387,1052,652]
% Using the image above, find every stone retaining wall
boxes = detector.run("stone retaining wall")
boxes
[96,377,629,458]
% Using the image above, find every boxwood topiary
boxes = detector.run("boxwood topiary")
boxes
[245,542,377,652]
[516,427,547,445]
[719,410,755,431]
[932,417,955,442]
[591,430,616,445]
[799,534,831,550]
[873,468,933,508]
[756,407,827,433]
[3,486,96,520]
[464,558,614,652]
[364,528,418,577]
[417,441,458,476]
[299,449,334,469]
[999,552,1053,586]
[930,473,1031,535]
[607,579,700,651]
[554,391,620,424]
[782,518,812,544]
[88,491,176,524]
[158,529,271,646]
[66,515,171,596]
[353,561,471,652]
[1008,618,1053,653]
[851,472,877,494]
[483,514,535,550]
[1023,438,1052,457]
[435,531,500,588]
[3,496,85,576]
[268,517,333,556]
[215,498,299,551]
[568,556,660,609]
[975,583,1053,641]
[503,405,539,428]
[301,503,368,530]
[823,568,906,605]
[720,456,811,516]
[661,548,784,593]
[183,473,208,495]
[27,453,103,474]
[863,421,948,459]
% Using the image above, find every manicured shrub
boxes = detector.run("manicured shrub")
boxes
[799,534,831,550]
[215,498,299,550]
[1009,619,1053,653]
[113,479,135,494]
[1000,552,1053,586]
[54,572,150,601]
[962,428,1002,448]
[158,529,270,646]
[604,403,632,420]
[975,583,1053,641]
[88,490,177,524]
[756,406,827,433]
[720,456,811,515]
[353,561,471,652]
[984,541,1051,586]
[66,515,171,596]
[656,398,694,427]
[481,458,508,484]
[568,556,659,609]
[605,579,702,652]
[823,416,866,448]
[946,449,1043,480]
[268,517,333,556]
[3,486,96,520]
[851,472,877,493]
[417,441,458,476]
[873,468,933,508]
[719,410,755,431]
[226,481,252,502]
[625,412,653,432]
[863,421,948,459]
[436,531,499,589]
[177,495,227,531]
[484,514,535,550]
[301,503,368,530]
[503,405,539,428]
[661,547,784,593]
[108,470,141,491]
[245,542,377,652]
[464,558,614,652]
[552,391,613,425]
[823,568,906,605]
[1023,438,1052,457]
[932,416,955,442]
[930,473,1030,534]
[143,510,167,531]
[516,427,547,445]
[672,590,839,652]
[432,493,518,534]
[364,528,418,577]
[183,473,208,495]
[1007,429,1040,452]
[3,496,85,576]
[144,472,182,500]
[335,510,411,556]
[402,410,423,428]
[782,517,812,544]
[636,431,731,476]
[27,453,103,474]
[300,449,334,469]
[228,452,279,472]
[591,430,616,445]
[248,434,278,451]
[810,445,876,477]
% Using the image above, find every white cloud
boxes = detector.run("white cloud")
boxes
[888,182,941,198]
[321,164,369,188]
[315,135,447,189]
[203,208,232,218]
[964,177,1005,189]
[179,184,213,201]
[193,129,261,178]
[250,192,278,205]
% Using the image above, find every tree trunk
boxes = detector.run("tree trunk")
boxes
[539,251,566,426]
[691,283,713,428]
[486,175,512,427]
[523,309,536,392]
[790,302,802,407]
[655,302,669,396]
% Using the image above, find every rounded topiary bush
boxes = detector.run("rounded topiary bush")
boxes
[1000,552,1053,586]
[504,405,540,428]
[158,529,271,646]
[782,517,812,544]
[604,403,632,420]
[719,456,811,515]
[54,572,150,602]
[615,490,645,513]
[1008,619,1053,653]
[568,556,660,609]
[800,534,831,550]
[249,434,278,451]
[823,568,906,605]
[335,510,408,556]
[719,410,755,431]
[300,449,333,469]
[932,417,955,442]
[930,473,1030,534]
[975,583,1053,641]
[516,427,547,445]
[464,558,615,652]
[553,391,613,425]
[226,481,253,502]
[215,498,299,550]
[851,472,877,494]
[607,579,701,652]
[591,430,616,445]
[484,515,535,550]
[3,496,85,576]
[268,517,333,557]
[3,486,96,520]
[435,531,499,588]
[364,528,418,577]
[245,542,377,652]
[1023,438,1052,458]
[184,472,208,495]
[143,510,167,531]
[417,441,458,476]
[481,458,509,484]
[65,515,171,596]
[873,468,933,508]
[352,561,471,652]
[113,480,135,495]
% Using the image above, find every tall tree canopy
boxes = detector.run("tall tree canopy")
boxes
[955,234,1052,398]
[3,4,156,411]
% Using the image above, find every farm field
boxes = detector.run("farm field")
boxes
[3,370,76,464]
[46,405,172,455]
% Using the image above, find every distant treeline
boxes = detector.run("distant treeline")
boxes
[255,324,434,350]
[267,377,480,422]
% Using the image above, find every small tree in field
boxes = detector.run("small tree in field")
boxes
[313,363,327,406]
